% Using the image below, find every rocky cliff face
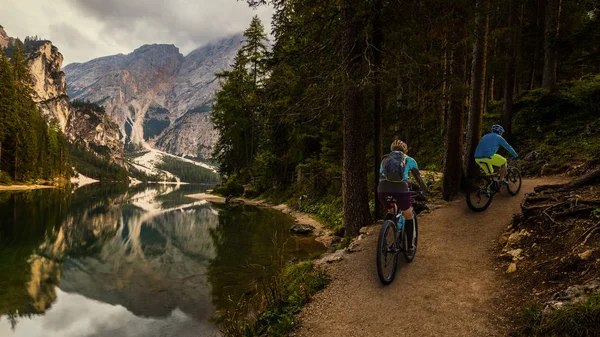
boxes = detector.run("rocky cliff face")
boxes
[23,39,124,164]
[0,25,10,49]
[153,110,218,159]
[64,35,241,161]
[66,103,125,165]
[26,40,71,131]
[1,25,126,171]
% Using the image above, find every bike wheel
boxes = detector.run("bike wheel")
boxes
[403,212,418,263]
[376,220,399,285]
[466,176,494,212]
[507,167,522,196]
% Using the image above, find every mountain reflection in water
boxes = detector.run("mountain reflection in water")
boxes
[0,184,325,337]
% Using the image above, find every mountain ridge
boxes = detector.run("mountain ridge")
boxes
[64,34,243,161]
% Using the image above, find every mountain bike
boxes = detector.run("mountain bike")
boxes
[466,160,522,212]
[376,192,421,285]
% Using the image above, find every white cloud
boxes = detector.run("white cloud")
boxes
[0,288,218,337]
[0,0,273,65]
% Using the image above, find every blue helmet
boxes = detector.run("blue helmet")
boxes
[491,124,505,134]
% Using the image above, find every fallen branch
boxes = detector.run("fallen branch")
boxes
[555,206,597,218]
[521,201,570,215]
[543,207,560,226]
[533,256,560,268]
[576,222,600,246]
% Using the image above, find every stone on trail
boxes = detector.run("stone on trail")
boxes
[317,249,346,265]
[506,262,518,273]
[578,249,594,261]
[506,248,523,261]
[290,224,316,235]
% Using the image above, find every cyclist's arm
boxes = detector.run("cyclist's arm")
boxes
[408,159,430,194]
[500,137,518,158]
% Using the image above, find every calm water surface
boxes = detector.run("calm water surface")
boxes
[0,184,325,337]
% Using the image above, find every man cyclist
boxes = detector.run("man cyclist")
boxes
[474,124,518,184]
[377,140,429,254]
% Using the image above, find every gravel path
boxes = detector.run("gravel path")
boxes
[295,177,562,337]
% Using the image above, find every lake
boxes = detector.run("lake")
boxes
[0,184,325,337]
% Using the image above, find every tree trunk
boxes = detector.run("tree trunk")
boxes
[441,39,448,135]
[14,134,18,181]
[342,0,370,236]
[442,19,467,201]
[373,0,384,220]
[489,75,494,102]
[514,2,525,96]
[503,0,518,142]
[464,0,490,178]
[542,0,562,90]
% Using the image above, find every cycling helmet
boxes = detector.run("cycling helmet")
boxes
[390,140,408,153]
[491,124,505,134]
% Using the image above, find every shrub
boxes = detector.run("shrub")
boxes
[0,170,12,185]
[521,293,600,337]
[213,174,245,197]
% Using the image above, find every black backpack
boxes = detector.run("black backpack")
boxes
[383,152,407,182]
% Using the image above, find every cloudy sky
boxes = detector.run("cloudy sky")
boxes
[1,0,273,65]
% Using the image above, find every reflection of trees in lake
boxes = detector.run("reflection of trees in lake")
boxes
[0,188,70,326]
[0,183,324,333]
[206,205,326,314]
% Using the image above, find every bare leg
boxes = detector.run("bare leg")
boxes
[402,206,414,220]
[402,207,415,248]
[499,164,507,181]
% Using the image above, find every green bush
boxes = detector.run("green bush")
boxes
[521,292,600,337]
[215,261,330,337]
[0,170,12,185]
[253,262,330,336]
[292,195,343,230]
[212,174,245,197]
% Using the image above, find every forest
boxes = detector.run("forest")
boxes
[211,0,600,236]
[0,42,71,184]
[156,156,221,184]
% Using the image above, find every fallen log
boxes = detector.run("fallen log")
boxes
[534,167,600,193]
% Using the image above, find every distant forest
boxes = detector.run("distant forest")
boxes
[157,156,221,184]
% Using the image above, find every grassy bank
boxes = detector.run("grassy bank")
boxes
[216,261,330,337]
[520,292,600,337]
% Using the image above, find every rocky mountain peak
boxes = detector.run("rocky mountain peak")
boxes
[25,40,71,131]
[65,34,243,161]
[0,25,8,48]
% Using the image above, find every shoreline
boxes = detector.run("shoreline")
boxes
[0,184,57,191]
[186,193,336,247]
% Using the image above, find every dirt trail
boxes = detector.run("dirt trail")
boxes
[295,177,563,337]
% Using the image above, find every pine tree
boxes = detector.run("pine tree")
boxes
[464,0,490,178]
[341,0,370,236]
[241,15,269,88]
[212,16,270,179]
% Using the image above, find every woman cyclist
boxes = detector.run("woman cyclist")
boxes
[377,140,429,254]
